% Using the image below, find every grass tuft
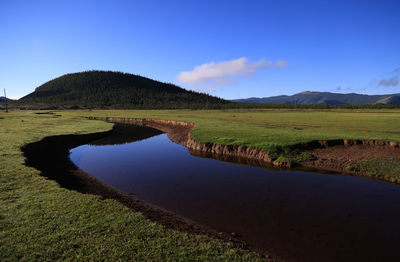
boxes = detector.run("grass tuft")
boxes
[273,156,296,167]
[347,158,400,182]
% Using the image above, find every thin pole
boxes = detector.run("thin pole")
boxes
[4,88,8,113]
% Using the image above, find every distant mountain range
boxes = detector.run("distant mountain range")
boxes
[233,91,400,105]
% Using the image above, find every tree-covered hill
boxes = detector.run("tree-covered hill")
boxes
[18,71,231,109]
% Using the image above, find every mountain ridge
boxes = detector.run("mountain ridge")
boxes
[233,91,400,105]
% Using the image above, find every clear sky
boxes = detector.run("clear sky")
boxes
[1,0,399,100]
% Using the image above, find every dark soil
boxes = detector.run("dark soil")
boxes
[303,144,400,174]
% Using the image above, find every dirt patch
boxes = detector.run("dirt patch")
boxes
[303,144,400,174]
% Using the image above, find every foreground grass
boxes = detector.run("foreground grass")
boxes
[2,109,400,260]
[0,111,264,261]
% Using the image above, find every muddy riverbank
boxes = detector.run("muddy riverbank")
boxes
[88,117,400,184]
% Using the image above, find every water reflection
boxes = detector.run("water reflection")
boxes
[70,124,400,262]
[89,123,163,146]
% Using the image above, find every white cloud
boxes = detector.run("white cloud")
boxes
[176,57,272,92]
[8,95,21,100]
[379,77,398,87]
[274,60,290,68]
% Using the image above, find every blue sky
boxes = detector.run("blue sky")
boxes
[1,0,399,100]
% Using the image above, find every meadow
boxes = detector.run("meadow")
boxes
[0,111,264,261]
[69,108,400,150]
[1,108,400,261]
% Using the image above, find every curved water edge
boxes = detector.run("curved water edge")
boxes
[22,121,400,262]
[70,125,400,262]
[88,116,400,184]
[21,128,256,258]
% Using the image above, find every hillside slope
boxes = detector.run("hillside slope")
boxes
[19,71,230,109]
[234,91,400,105]
[0,96,12,102]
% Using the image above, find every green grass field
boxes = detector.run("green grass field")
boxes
[1,109,400,261]
[0,111,265,261]
[68,108,400,151]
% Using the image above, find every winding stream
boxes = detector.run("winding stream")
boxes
[70,124,400,262]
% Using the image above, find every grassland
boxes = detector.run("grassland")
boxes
[1,109,400,261]
[0,111,265,261]
[67,108,400,150]
[71,109,400,169]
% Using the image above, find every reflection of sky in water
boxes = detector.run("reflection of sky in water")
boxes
[70,132,400,262]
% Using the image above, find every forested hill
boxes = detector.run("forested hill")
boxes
[18,71,230,109]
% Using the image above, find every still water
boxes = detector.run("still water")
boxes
[70,124,400,262]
